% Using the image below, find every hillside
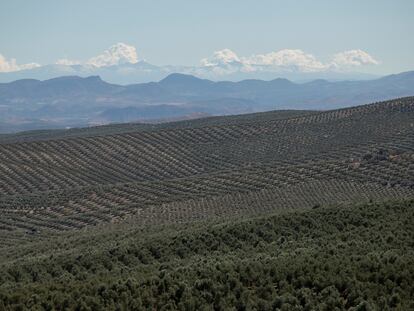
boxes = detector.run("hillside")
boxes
[1,96,413,240]
[0,97,414,309]
[1,199,413,310]
[1,71,414,133]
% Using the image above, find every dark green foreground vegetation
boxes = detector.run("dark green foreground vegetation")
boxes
[1,199,413,310]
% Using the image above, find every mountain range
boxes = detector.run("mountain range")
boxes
[0,60,379,85]
[0,44,384,84]
[1,70,414,133]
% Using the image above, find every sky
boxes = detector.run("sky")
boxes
[0,0,413,75]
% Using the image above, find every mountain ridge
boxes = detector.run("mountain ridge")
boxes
[0,59,382,84]
[1,71,414,133]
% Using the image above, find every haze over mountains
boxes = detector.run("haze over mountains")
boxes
[0,43,381,84]
[0,59,379,85]
[1,70,414,133]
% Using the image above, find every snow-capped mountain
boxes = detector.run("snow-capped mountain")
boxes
[0,43,380,84]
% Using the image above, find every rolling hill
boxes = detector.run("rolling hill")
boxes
[0,97,413,309]
[1,96,413,239]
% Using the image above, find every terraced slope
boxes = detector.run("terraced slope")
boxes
[0,97,413,246]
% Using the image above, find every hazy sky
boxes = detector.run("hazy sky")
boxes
[1,0,413,74]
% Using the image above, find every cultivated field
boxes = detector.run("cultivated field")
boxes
[0,97,413,246]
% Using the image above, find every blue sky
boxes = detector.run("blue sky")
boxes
[0,0,413,74]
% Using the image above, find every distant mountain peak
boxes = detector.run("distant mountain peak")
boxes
[85,75,103,82]
[270,77,295,84]
[44,75,101,82]
[160,73,211,84]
